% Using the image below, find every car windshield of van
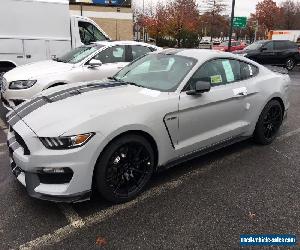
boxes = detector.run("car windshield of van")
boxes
[114,53,197,92]
[54,45,102,64]
[245,41,265,50]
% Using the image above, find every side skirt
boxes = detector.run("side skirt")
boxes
[157,135,251,172]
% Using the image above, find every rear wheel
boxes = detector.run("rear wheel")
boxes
[254,100,283,145]
[95,134,155,203]
[285,57,295,71]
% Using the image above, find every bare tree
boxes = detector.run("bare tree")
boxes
[200,0,228,41]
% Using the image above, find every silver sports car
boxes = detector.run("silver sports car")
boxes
[7,49,290,203]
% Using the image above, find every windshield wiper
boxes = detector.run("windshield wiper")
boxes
[108,77,142,87]
[107,76,119,81]
[123,81,143,87]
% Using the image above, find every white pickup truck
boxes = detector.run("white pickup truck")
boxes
[0,0,110,73]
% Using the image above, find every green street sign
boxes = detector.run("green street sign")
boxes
[233,17,247,28]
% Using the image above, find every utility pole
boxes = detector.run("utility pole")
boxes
[228,0,235,51]
[142,0,145,42]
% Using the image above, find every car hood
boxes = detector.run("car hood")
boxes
[8,80,167,137]
[4,60,74,82]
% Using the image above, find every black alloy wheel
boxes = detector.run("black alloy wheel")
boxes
[254,100,283,145]
[286,58,295,71]
[95,134,154,203]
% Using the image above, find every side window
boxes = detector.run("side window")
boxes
[262,42,274,51]
[240,62,259,80]
[187,59,242,89]
[274,41,287,50]
[78,21,107,45]
[131,46,152,60]
[94,46,125,64]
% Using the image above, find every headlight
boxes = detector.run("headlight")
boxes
[39,133,94,150]
[9,80,37,89]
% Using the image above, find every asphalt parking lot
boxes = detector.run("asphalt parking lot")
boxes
[0,68,300,250]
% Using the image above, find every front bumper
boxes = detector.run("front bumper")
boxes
[7,117,103,203]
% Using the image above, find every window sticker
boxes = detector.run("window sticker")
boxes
[222,60,235,82]
[248,65,253,76]
[210,75,223,84]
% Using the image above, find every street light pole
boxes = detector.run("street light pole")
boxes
[142,0,145,42]
[228,0,236,51]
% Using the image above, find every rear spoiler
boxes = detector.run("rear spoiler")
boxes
[265,65,288,74]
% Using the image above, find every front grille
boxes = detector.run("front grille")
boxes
[11,128,30,155]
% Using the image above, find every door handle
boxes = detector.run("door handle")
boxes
[236,91,247,96]
[233,87,247,97]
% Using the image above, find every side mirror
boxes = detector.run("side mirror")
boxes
[186,81,211,95]
[88,59,102,68]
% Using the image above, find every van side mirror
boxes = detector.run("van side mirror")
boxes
[88,59,102,68]
[186,81,211,95]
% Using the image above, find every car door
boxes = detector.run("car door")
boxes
[257,41,275,64]
[177,58,251,155]
[78,45,128,82]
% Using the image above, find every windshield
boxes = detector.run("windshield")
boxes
[245,41,265,50]
[55,45,102,64]
[114,54,197,92]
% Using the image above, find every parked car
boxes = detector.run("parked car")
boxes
[0,0,110,73]
[235,40,300,70]
[213,41,247,52]
[1,41,161,109]
[6,49,290,203]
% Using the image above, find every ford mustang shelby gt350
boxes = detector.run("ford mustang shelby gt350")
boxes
[6,49,290,203]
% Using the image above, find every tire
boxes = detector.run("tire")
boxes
[95,134,155,203]
[254,100,283,145]
[285,57,295,71]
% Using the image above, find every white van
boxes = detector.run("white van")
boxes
[0,0,110,73]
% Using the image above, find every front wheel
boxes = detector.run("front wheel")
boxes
[95,134,155,203]
[285,58,295,71]
[254,100,283,145]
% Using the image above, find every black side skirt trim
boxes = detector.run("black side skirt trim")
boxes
[158,135,250,172]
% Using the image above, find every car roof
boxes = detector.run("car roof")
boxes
[156,49,242,62]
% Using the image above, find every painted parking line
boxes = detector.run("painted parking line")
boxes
[14,127,300,249]
[0,117,8,134]
[0,117,7,129]
[18,165,215,250]
[58,204,85,228]
[277,127,300,141]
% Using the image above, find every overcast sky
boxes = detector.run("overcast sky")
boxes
[133,0,286,17]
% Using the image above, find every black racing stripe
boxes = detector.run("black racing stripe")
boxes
[11,98,48,125]
[14,96,44,114]
[9,142,20,152]
[46,85,86,99]
[7,137,16,146]
[7,97,44,124]
[9,81,127,126]
[8,113,22,127]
